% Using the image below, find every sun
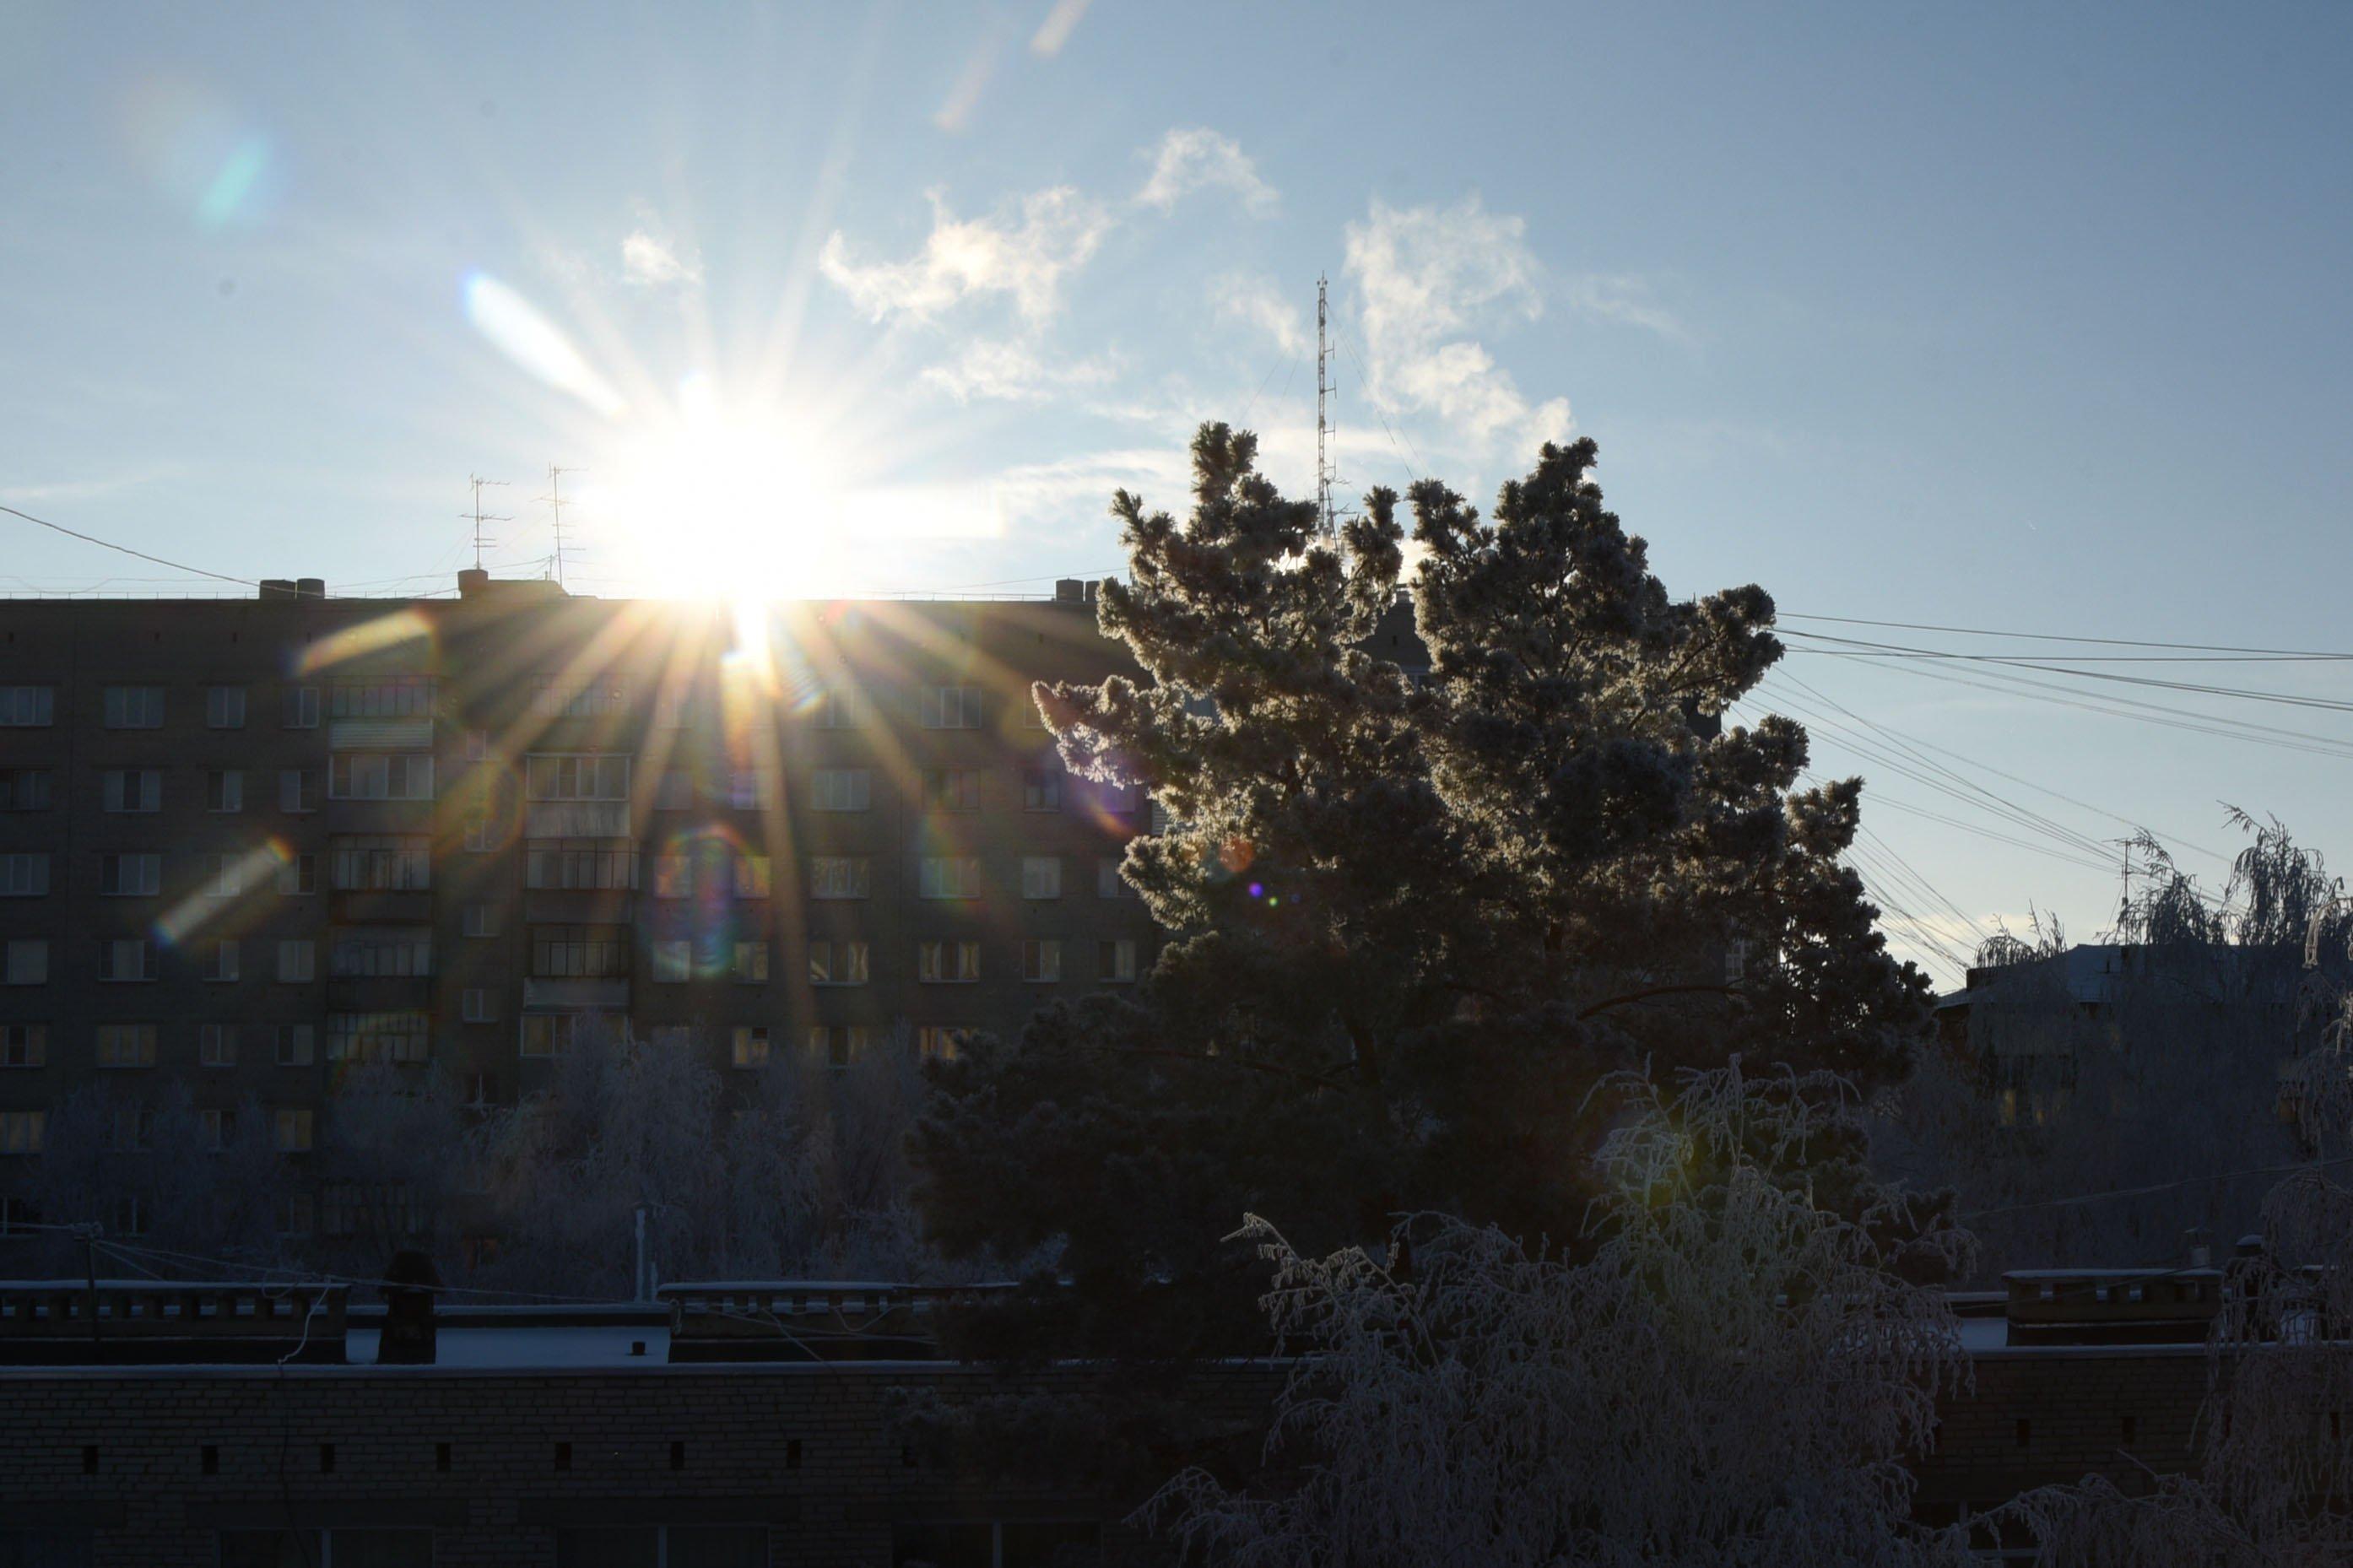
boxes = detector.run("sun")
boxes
[585,375,856,599]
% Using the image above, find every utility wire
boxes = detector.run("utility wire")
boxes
[2,502,257,587]
[1786,630,2353,716]
[1782,611,2353,661]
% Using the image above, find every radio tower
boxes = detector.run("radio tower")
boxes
[1315,275,1339,539]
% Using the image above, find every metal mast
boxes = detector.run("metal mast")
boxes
[544,465,583,590]
[463,475,510,571]
[1315,275,1337,538]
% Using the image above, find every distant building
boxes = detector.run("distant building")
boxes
[0,572,1236,1252]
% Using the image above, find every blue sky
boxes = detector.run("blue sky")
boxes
[5,2,2351,981]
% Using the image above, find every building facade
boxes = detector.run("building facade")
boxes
[0,574,1162,1245]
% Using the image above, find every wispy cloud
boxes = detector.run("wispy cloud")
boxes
[819,187,1112,327]
[1561,273,1688,343]
[0,469,176,507]
[922,338,1119,403]
[1029,0,1092,57]
[1344,194,1571,455]
[620,228,702,288]
[1135,128,1278,216]
[1210,271,1308,358]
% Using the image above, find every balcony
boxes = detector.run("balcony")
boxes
[524,889,634,925]
[523,976,630,1010]
[328,719,434,751]
[524,801,630,838]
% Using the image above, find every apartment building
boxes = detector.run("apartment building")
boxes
[0,570,1165,1234]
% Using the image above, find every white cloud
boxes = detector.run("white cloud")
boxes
[1561,273,1688,343]
[1344,194,1571,454]
[1134,128,1278,216]
[620,229,701,288]
[922,338,1119,403]
[819,187,1113,327]
[1210,271,1308,358]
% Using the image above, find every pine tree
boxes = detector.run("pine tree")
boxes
[913,423,1933,1360]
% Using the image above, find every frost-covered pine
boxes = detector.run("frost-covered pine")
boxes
[1145,1065,1976,1568]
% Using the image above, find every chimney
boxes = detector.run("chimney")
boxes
[457,568,491,599]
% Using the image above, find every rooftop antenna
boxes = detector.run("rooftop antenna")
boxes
[1316,275,1338,539]
[544,465,585,589]
[463,475,511,572]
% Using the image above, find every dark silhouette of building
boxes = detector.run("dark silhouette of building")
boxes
[0,574,1176,1248]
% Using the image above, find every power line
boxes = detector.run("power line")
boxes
[1,502,257,587]
[1785,629,2353,716]
[1782,611,2353,660]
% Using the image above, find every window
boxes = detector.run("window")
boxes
[928,768,982,813]
[101,769,161,813]
[276,1192,312,1235]
[921,684,983,729]
[3,939,46,986]
[0,767,52,810]
[0,1195,45,1237]
[918,941,982,984]
[1021,939,1063,983]
[809,939,869,986]
[1100,938,1138,983]
[204,854,245,898]
[274,1025,315,1066]
[97,939,154,982]
[327,1012,429,1065]
[276,853,318,896]
[328,928,430,977]
[209,939,240,981]
[525,753,630,801]
[464,815,493,852]
[462,988,497,1023]
[200,1025,238,1067]
[463,902,500,938]
[331,836,430,890]
[654,687,693,729]
[526,840,639,890]
[552,1526,768,1568]
[95,1022,156,1067]
[732,941,769,982]
[280,768,318,813]
[651,854,692,898]
[273,1107,315,1152]
[0,685,55,727]
[0,853,50,896]
[329,679,435,718]
[1097,857,1136,899]
[809,1025,869,1071]
[283,685,320,728]
[200,1109,233,1151]
[810,856,869,900]
[1021,856,1062,900]
[1020,688,1052,729]
[208,769,244,812]
[103,685,164,728]
[465,728,490,762]
[646,1025,691,1052]
[655,768,695,810]
[531,925,629,977]
[916,1026,968,1063]
[730,1025,770,1068]
[652,939,691,982]
[328,753,435,800]
[110,1102,153,1148]
[206,685,247,728]
[1,1025,46,1068]
[919,857,983,899]
[811,684,861,730]
[531,674,625,717]
[0,1111,46,1154]
[733,854,771,899]
[810,768,872,812]
[100,853,161,896]
[521,1014,575,1058]
[1023,768,1062,813]
[728,770,770,809]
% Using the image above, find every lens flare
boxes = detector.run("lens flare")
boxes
[462,273,629,419]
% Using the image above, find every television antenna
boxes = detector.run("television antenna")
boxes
[463,475,511,571]
[543,465,586,589]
